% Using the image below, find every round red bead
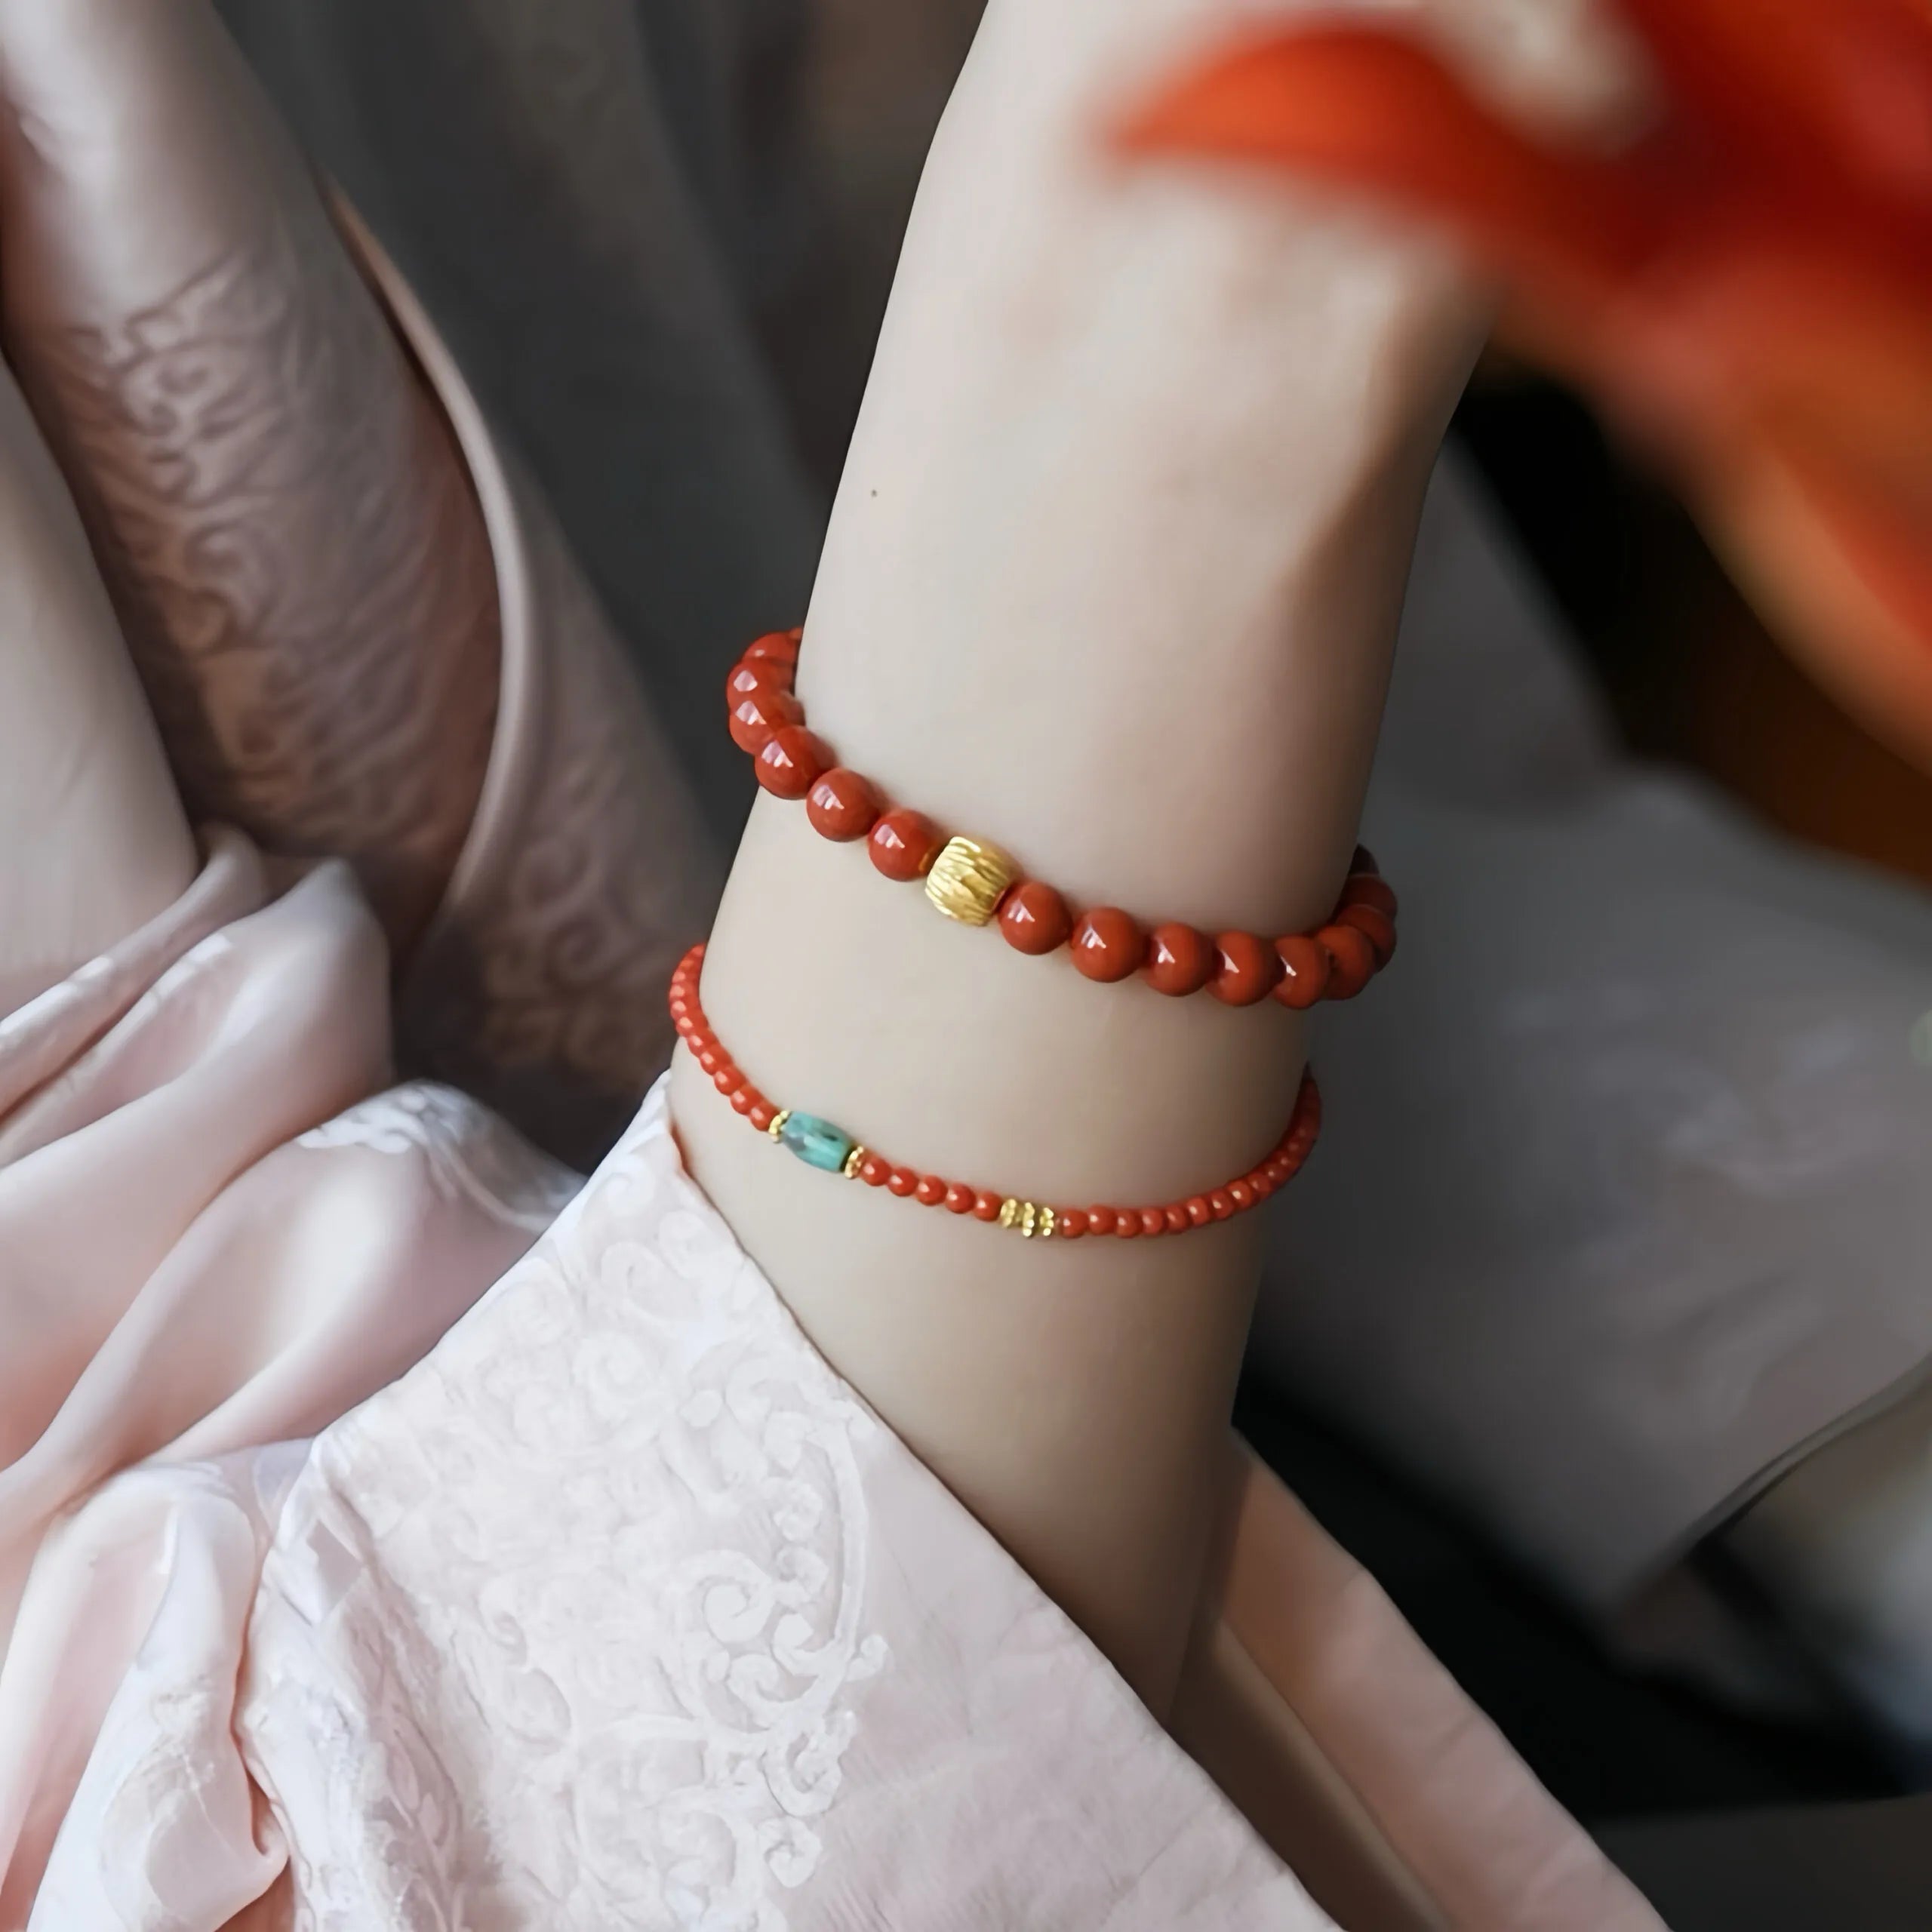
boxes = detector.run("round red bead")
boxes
[887,1168,919,1197]
[1209,931,1280,1006]
[1139,1207,1167,1238]
[806,767,881,841]
[1143,923,1213,997]
[1088,1208,1119,1238]
[998,880,1072,956]
[859,1154,891,1187]
[1069,909,1146,983]
[943,1183,975,1215]
[1320,923,1377,999]
[726,659,786,707]
[730,687,803,755]
[1227,1179,1255,1211]
[1273,934,1331,1010]
[1164,1204,1190,1233]
[973,1190,1004,1222]
[731,1088,756,1115]
[1113,1210,1142,1238]
[712,1066,741,1095]
[1208,1189,1235,1221]
[1337,902,1397,963]
[1340,873,1398,921]
[755,726,831,800]
[869,810,944,881]
[1186,1195,1214,1227]
[744,630,801,668]
[915,1175,947,1207]
[748,1101,775,1133]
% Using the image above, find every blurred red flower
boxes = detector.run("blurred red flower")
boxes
[1124,1,1932,764]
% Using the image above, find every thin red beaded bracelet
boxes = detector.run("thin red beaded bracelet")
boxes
[671,941,1322,1238]
[728,630,1398,1008]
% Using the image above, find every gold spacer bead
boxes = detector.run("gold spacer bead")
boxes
[998,1199,1053,1238]
[767,1109,792,1142]
[925,835,1020,927]
[841,1143,867,1179]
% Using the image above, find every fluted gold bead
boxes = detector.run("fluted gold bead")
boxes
[767,1109,792,1142]
[925,835,1020,927]
[841,1143,867,1179]
[998,1197,1023,1231]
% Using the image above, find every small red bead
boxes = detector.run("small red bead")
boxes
[755,725,832,800]
[1089,1208,1119,1238]
[1069,909,1146,983]
[888,1167,919,1197]
[1209,930,1280,1006]
[1340,873,1398,921]
[1208,1189,1235,1221]
[869,809,945,881]
[1164,1204,1190,1233]
[806,767,882,841]
[943,1183,976,1214]
[1249,1171,1275,1199]
[1055,1208,1087,1239]
[744,629,801,669]
[915,1174,948,1207]
[749,1102,776,1133]
[1143,923,1213,997]
[1114,1210,1142,1238]
[1320,922,1377,999]
[1186,1195,1214,1227]
[731,1088,756,1115]
[998,880,1072,955]
[729,687,804,755]
[1227,1179,1255,1211]
[1139,1207,1167,1238]
[712,1066,741,1095]
[1337,902,1397,964]
[973,1190,1004,1222]
[1273,934,1331,1010]
[859,1154,891,1187]
[699,1044,727,1075]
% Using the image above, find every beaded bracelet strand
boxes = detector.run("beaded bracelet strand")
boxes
[672,942,1323,1239]
[727,630,1398,1008]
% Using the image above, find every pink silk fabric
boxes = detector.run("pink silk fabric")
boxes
[0,838,1653,1930]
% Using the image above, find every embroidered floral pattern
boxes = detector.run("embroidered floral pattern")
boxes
[296,1082,584,1232]
[244,1084,888,1928]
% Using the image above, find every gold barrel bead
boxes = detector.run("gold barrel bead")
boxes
[925,835,1020,926]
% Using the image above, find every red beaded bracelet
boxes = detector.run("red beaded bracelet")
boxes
[672,942,1322,1238]
[728,630,1398,1008]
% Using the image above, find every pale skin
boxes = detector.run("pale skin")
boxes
[674,0,1490,1709]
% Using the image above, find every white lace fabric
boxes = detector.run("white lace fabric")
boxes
[240,1081,1322,1930]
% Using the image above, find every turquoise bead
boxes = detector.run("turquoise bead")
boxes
[779,1112,856,1174]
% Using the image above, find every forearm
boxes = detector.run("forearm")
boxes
[675,0,1487,1706]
